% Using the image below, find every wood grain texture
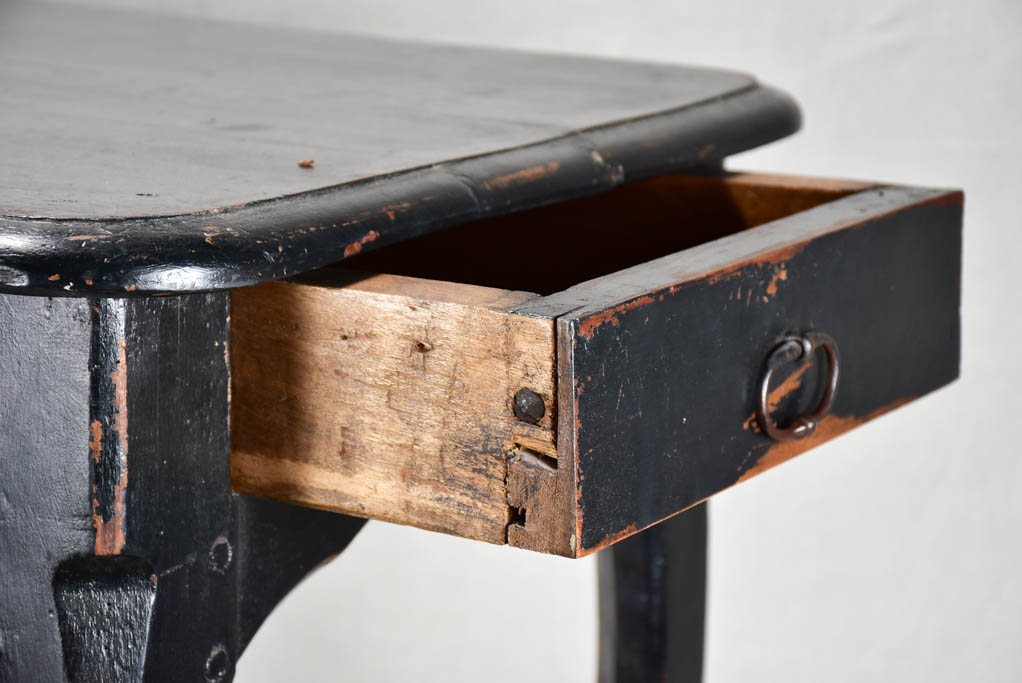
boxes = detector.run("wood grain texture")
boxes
[231,274,555,544]
[231,173,961,557]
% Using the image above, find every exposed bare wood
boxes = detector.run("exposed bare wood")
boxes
[230,173,959,558]
[339,171,871,295]
[230,274,555,544]
[710,171,876,227]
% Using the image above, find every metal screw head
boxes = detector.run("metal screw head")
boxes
[513,388,545,424]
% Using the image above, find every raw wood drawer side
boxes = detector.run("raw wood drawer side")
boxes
[230,274,556,545]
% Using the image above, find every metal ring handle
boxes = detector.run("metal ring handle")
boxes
[755,332,840,442]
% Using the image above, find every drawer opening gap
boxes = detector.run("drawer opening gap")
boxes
[334,172,869,295]
[512,447,558,472]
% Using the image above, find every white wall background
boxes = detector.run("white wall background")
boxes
[55,0,1022,680]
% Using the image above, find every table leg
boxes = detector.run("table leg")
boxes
[0,292,364,682]
[598,504,707,683]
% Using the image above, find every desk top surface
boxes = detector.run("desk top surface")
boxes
[0,2,799,294]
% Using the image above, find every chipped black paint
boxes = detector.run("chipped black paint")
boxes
[89,298,128,525]
[0,87,798,296]
[0,292,365,681]
[552,190,962,553]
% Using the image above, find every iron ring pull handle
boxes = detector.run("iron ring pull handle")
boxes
[756,332,840,442]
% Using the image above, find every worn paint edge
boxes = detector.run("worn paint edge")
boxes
[517,186,961,323]
[0,84,799,295]
[89,298,129,556]
[575,394,940,557]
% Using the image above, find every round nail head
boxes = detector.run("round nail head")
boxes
[513,388,545,424]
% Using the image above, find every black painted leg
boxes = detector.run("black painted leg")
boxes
[0,296,95,681]
[0,292,365,682]
[598,504,708,683]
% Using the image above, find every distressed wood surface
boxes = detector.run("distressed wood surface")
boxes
[231,274,555,544]
[0,290,368,681]
[515,185,962,556]
[52,556,157,683]
[0,2,800,295]
[0,295,94,682]
[231,173,962,556]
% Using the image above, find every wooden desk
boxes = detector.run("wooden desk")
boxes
[0,2,961,680]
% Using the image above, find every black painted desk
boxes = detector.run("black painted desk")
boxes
[0,2,961,681]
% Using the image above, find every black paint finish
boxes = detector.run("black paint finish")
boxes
[0,292,365,681]
[0,3,799,295]
[0,86,796,297]
[52,556,157,683]
[89,298,128,530]
[119,293,238,681]
[234,496,367,652]
[118,294,368,681]
[598,504,707,683]
[536,188,962,553]
[1,1,775,220]
[0,295,94,682]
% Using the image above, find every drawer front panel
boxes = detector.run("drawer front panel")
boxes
[560,187,961,554]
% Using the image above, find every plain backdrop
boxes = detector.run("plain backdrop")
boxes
[53,0,1022,680]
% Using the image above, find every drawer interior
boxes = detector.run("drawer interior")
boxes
[335,172,873,293]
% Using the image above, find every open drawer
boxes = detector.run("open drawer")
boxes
[230,172,961,557]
